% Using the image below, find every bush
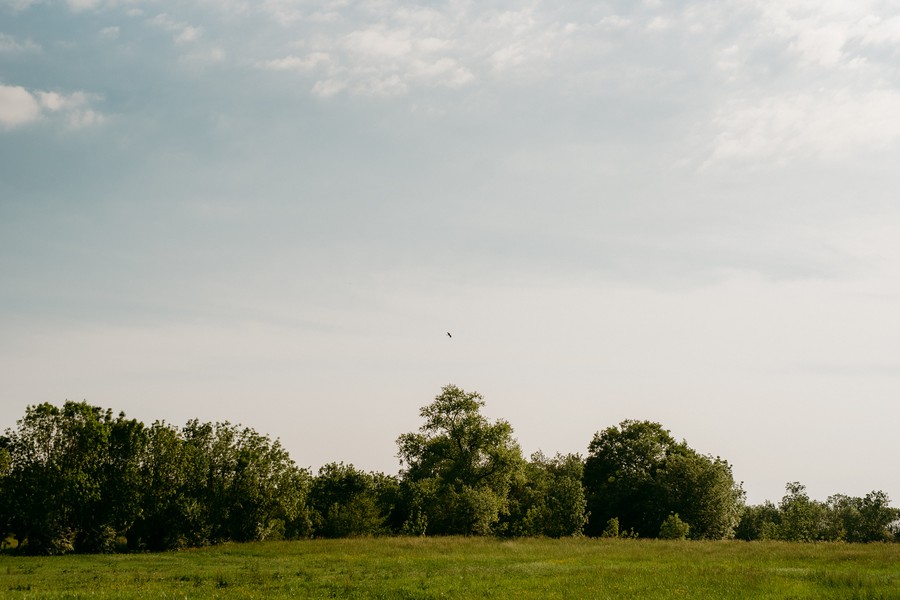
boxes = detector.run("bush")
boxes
[659,513,690,540]
[602,517,619,538]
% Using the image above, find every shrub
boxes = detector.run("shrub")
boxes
[659,513,690,540]
[602,517,619,538]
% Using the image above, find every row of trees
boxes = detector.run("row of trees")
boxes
[0,402,311,553]
[1,385,896,553]
[736,483,899,542]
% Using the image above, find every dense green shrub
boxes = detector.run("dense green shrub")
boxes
[659,513,690,540]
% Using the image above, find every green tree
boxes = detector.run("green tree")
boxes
[0,437,12,545]
[1,402,147,554]
[127,419,313,550]
[601,517,620,538]
[504,452,588,537]
[856,491,900,542]
[127,420,205,550]
[775,482,828,541]
[734,501,780,541]
[211,424,305,542]
[174,420,310,545]
[310,463,390,537]
[826,491,899,543]
[584,420,681,537]
[583,420,744,539]
[655,451,744,539]
[659,513,690,540]
[396,384,525,535]
[102,412,147,548]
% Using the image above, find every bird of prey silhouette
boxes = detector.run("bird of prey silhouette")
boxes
[447,332,452,338]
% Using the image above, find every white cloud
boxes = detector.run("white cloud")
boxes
[3,0,145,11]
[311,78,346,98]
[704,89,900,168]
[40,90,106,129]
[856,14,900,44]
[751,0,900,69]
[646,16,671,32]
[67,0,101,11]
[250,3,577,97]
[99,26,120,40]
[0,0,40,11]
[256,52,331,72]
[148,13,203,45]
[0,85,104,130]
[0,33,41,54]
[179,46,226,66]
[343,26,412,59]
[411,57,473,87]
[0,84,41,127]
[66,108,104,128]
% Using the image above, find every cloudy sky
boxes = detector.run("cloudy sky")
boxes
[3,0,900,504]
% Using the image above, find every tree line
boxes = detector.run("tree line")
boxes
[0,385,897,554]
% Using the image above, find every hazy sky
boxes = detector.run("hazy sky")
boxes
[3,0,900,505]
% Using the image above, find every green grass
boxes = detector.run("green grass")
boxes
[1,537,899,598]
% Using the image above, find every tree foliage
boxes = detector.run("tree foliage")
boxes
[0,402,311,553]
[583,420,744,539]
[736,484,900,542]
[0,402,144,554]
[0,390,897,552]
[504,452,588,537]
[309,463,397,537]
[396,384,525,535]
[659,513,690,540]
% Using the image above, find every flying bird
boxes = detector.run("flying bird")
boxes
[447,332,452,338]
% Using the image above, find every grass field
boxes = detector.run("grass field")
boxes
[1,537,899,599]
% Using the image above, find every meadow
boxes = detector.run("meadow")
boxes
[1,537,899,599]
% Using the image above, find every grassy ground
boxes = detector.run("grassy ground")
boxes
[1,537,899,599]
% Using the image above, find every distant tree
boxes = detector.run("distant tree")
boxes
[396,384,525,535]
[310,463,389,537]
[825,491,899,543]
[737,489,899,543]
[655,451,745,539]
[372,471,404,534]
[280,467,315,540]
[0,402,148,554]
[15,402,93,553]
[584,420,681,537]
[775,482,828,542]
[176,420,309,545]
[583,420,744,539]
[103,413,147,546]
[504,452,588,537]
[216,424,308,542]
[0,437,12,545]
[734,501,780,541]
[128,420,313,550]
[856,491,900,542]
[126,421,196,550]
[2,402,312,553]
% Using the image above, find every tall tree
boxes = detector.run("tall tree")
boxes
[776,482,828,542]
[396,384,525,535]
[504,452,588,537]
[309,463,394,537]
[583,420,744,539]
[655,451,745,539]
[1,402,146,553]
[734,501,780,541]
[583,420,684,537]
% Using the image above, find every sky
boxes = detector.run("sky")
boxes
[2,0,900,505]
